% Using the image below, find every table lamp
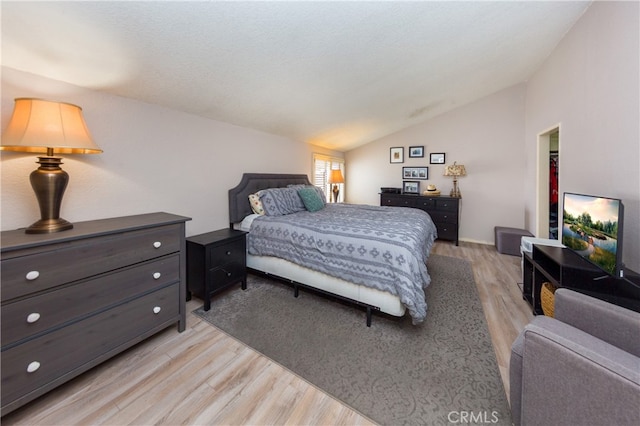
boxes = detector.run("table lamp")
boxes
[1,98,103,233]
[328,169,344,203]
[444,161,466,198]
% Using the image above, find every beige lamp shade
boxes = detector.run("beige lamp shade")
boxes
[328,169,345,184]
[1,98,102,154]
[443,162,467,177]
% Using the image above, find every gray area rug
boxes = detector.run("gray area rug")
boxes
[194,254,511,425]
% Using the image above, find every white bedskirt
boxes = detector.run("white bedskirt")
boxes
[247,253,406,318]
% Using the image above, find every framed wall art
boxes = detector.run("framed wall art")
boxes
[409,146,424,158]
[430,152,446,164]
[402,167,429,180]
[390,147,404,163]
[403,181,420,194]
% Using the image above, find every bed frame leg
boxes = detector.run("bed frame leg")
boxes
[366,307,372,327]
[294,284,299,298]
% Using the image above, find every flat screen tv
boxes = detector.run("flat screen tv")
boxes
[562,192,624,278]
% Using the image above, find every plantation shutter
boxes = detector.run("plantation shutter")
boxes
[313,154,345,203]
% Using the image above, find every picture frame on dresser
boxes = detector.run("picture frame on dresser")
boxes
[403,181,420,194]
[402,167,429,180]
[390,147,404,163]
[430,153,446,164]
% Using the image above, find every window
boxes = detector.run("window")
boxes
[313,154,345,203]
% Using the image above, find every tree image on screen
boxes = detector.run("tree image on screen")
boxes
[562,193,621,276]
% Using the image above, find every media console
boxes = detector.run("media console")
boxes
[522,244,640,315]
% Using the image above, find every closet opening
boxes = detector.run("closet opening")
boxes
[536,126,560,239]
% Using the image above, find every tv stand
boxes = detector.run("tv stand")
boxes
[522,244,640,315]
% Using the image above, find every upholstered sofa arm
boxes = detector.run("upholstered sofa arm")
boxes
[520,316,640,426]
[554,289,640,357]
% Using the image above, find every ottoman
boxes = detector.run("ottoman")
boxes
[494,226,534,256]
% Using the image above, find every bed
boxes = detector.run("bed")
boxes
[228,173,438,325]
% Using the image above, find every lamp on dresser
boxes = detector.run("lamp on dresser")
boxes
[1,98,102,234]
[444,161,466,198]
[328,168,344,203]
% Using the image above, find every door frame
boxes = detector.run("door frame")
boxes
[536,124,561,239]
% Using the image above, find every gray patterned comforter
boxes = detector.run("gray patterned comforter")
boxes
[248,203,438,323]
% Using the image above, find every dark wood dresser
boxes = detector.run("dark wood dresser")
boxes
[380,193,460,245]
[0,212,190,415]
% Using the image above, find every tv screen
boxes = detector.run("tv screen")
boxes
[562,192,624,277]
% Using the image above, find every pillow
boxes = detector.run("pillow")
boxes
[258,187,306,216]
[248,193,265,215]
[288,184,327,206]
[298,187,325,212]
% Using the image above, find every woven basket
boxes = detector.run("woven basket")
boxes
[540,282,558,317]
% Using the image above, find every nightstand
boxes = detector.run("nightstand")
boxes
[186,228,247,311]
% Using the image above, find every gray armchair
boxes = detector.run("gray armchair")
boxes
[510,288,640,426]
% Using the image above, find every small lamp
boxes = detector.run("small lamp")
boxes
[444,161,466,198]
[327,169,344,203]
[1,98,102,234]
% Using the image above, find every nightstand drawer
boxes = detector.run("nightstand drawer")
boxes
[208,239,246,267]
[209,263,246,292]
[1,283,179,408]
[1,254,180,347]
[1,224,182,301]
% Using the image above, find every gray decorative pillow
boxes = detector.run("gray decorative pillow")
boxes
[258,187,306,216]
[298,187,325,212]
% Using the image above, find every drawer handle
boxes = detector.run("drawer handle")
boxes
[26,271,40,281]
[153,241,162,249]
[27,313,41,323]
[27,361,40,373]
[226,251,232,256]
[153,306,161,314]
[153,272,162,280]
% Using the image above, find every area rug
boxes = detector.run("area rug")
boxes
[194,254,511,425]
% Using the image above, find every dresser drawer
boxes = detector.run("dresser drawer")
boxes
[436,224,457,241]
[208,238,246,268]
[429,211,458,225]
[1,224,182,301]
[415,198,435,210]
[435,199,458,211]
[1,254,180,347]
[380,195,410,207]
[1,283,179,408]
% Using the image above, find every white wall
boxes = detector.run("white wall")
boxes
[346,84,527,244]
[1,67,342,236]
[524,1,639,272]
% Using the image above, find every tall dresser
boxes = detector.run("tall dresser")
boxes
[0,212,190,415]
[380,193,460,245]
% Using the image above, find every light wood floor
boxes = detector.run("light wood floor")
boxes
[2,241,533,425]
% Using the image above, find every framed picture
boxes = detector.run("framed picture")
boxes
[390,147,404,163]
[402,167,429,180]
[403,181,420,194]
[409,146,424,158]
[430,152,446,164]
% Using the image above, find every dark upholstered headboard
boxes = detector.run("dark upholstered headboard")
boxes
[228,173,312,225]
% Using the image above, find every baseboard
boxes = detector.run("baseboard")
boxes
[458,238,493,246]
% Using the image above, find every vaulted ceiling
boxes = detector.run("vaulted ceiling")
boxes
[2,1,590,151]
